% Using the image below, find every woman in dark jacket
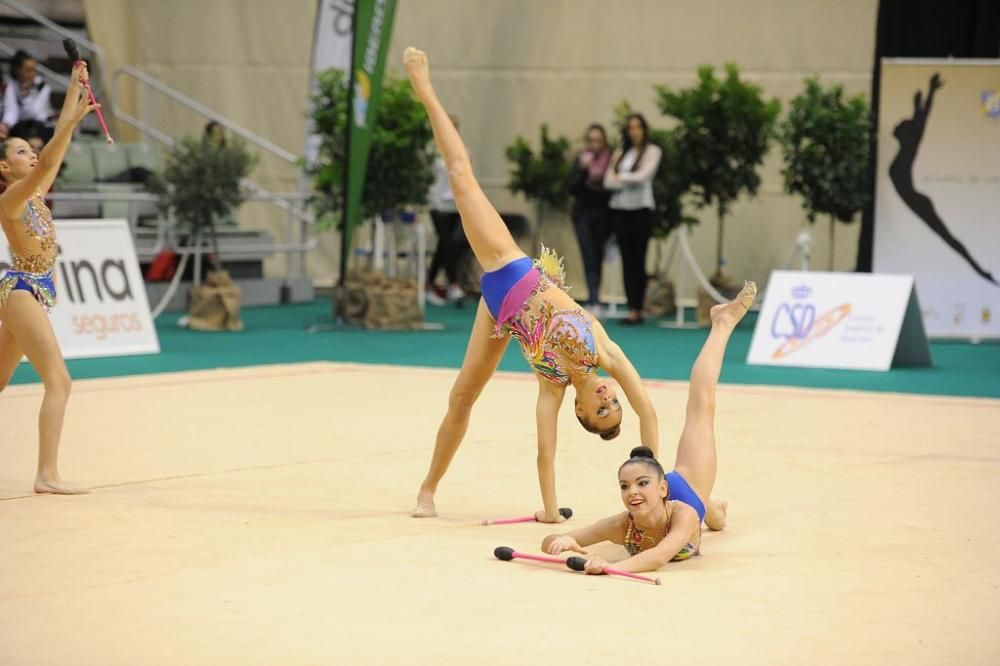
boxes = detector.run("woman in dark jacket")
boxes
[567,123,612,314]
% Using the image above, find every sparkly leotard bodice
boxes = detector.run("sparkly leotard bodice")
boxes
[500,293,598,386]
[490,250,598,386]
[8,192,56,272]
[623,505,700,562]
[0,191,58,310]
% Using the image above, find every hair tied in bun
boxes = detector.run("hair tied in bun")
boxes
[630,446,655,459]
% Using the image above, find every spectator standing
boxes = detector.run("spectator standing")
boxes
[604,113,661,325]
[567,123,612,316]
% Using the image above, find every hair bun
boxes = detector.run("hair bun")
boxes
[629,446,655,460]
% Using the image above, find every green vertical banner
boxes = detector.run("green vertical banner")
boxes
[341,0,397,282]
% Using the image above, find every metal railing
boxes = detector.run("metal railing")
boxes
[46,189,317,277]
[108,65,313,222]
[0,0,316,275]
[112,65,299,164]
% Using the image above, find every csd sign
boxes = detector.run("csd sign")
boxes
[771,302,817,340]
[748,270,930,371]
[768,284,846,355]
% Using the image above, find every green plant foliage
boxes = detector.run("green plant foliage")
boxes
[779,78,870,224]
[148,136,257,268]
[656,65,779,276]
[305,69,434,227]
[149,136,257,235]
[504,124,572,211]
[656,64,781,220]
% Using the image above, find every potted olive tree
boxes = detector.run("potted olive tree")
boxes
[505,124,572,251]
[656,64,780,323]
[305,70,434,328]
[779,78,870,269]
[149,135,257,331]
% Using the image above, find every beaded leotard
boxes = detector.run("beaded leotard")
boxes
[0,191,57,311]
[491,249,599,386]
[623,504,700,562]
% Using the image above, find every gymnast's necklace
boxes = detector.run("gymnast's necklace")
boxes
[627,505,671,552]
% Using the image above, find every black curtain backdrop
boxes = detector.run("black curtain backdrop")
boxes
[856,0,1000,271]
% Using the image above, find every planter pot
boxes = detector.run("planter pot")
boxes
[644,276,677,317]
[344,270,422,330]
[188,270,244,331]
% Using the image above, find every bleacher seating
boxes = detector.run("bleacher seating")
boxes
[55,139,161,221]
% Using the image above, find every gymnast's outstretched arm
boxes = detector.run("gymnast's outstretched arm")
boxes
[542,513,623,555]
[535,381,567,523]
[592,319,659,456]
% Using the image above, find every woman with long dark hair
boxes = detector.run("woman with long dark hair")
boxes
[604,114,661,325]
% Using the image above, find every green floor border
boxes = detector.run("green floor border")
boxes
[11,299,1000,399]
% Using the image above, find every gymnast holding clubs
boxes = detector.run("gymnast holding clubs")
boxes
[0,60,99,494]
[541,282,757,574]
[403,47,661,523]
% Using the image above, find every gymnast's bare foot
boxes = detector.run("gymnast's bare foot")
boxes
[412,488,437,517]
[709,281,757,329]
[403,47,432,98]
[34,475,90,495]
[705,499,728,531]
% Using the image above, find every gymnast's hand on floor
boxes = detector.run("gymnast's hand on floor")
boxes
[544,535,586,555]
[535,509,566,524]
[583,556,610,575]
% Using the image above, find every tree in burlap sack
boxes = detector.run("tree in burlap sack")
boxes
[149,136,257,331]
[306,71,434,328]
[342,270,422,330]
[779,78,870,270]
[655,65,780,325]
[504,125,572,253]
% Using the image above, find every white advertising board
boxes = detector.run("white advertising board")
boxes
[748,271,931,371]
[1,219,160,359]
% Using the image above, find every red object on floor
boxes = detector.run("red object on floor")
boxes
[146,249,179,281]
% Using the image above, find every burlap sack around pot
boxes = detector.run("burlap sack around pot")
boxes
[188,270,244,332]
[343,270,422,330]
[644,276,677,317]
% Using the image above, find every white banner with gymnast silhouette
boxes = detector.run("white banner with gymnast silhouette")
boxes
[0,219,160,360]
[747,270,931,371]
[874,59,1000,338]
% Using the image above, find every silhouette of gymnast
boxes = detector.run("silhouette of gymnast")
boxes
[888,73,997,285]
